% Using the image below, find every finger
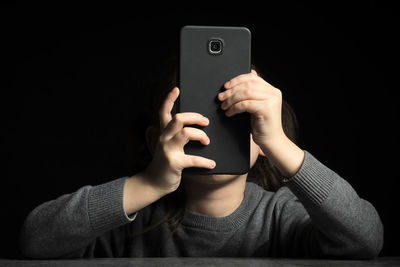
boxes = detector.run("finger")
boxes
[181,155,216,169]
[159,87,179,130]
[162,112,209,140]
[225,100,265,117]
[224,72,258,89]
[220,84,267,111]
[220,80,279,102]
[170,127,210,147]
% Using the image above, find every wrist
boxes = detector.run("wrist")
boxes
[132,171,170,199]
[123,172,167,216]
[141,167,178,196]
[259,135,305,178]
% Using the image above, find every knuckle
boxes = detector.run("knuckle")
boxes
[171,114,183,125]
[265,101,273,109]
[165,154,175,166]
[272,92,282,102]
[191,157,200,166]
[244,80,252,88]
[181,127,190,137]
[174,113,182,122]
[275,88,282,97]
[243,88,251,97]
[160,142,169,153]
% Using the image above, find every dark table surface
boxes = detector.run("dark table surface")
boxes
[1,257,400,267]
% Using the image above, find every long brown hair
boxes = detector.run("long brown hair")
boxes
[128,58,300,238]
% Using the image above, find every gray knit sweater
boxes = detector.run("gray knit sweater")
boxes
[19,151,383,259]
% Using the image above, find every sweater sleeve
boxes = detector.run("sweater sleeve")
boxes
[273,151,384,259]
[19,177,136,259]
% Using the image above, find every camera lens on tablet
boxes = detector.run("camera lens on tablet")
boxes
[209,39,223,54]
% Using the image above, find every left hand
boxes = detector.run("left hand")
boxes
[218,70,285,149]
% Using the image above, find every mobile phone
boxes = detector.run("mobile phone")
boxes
[179,25,251,175]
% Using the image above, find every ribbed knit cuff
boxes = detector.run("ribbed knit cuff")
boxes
[284,151,336,206]
[87,177,136,233]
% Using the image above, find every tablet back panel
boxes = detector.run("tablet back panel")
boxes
[180,26,251,175]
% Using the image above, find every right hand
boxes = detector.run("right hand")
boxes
[143,87,216,195]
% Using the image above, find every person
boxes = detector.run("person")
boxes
[19,66,383,259]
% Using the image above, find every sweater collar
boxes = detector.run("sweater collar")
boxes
[181,182,261,232]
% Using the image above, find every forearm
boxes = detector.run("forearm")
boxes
[123,172,166,216]
[20,185,96,258]
[20,177,133,259]
[259,135,305,178]
[283,151,384,258]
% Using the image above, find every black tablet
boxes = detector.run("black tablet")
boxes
[179,25,251,175]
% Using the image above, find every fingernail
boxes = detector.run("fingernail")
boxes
[210,161,216,168]
[203,117,209,123]
[218,92,225,100]
[225,81,230,87]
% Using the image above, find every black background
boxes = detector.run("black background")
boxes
[1,2,399,259]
